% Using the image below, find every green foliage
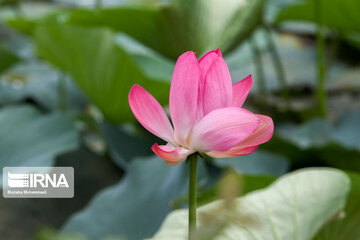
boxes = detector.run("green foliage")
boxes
[67,0,265,59]
[33,229,86,240]
[263,112,360,171]
[6,18,38,35]
[34,24,170,124]
[197,173,276,206]
[151,168,350,240]
[0,62,87,111]
[275,0,360,33]
[0,0,20,7]
[0,46,19,74]
[213,150,289,176]
[1,2,360,240]
[275,0,360,48]
[102,122,162,169]
[0,105,79,186]
[5,0,265,59]
[314,172,360,240]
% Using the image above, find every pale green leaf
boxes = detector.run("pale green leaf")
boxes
[314,172,360,240]
[151,168,350,240]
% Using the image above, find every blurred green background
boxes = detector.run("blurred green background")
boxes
[0,0,359,239]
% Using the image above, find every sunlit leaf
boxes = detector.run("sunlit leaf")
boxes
[314,172,360,240]
[151,168,350,240]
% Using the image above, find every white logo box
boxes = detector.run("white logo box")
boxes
[3,167,74,198]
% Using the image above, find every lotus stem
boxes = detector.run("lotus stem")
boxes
[188,153,198,240]
[95,0,102,10]
[250,37,267,101]
[264,25,290,104]
[315,0,327,116]
[57,73,67,112]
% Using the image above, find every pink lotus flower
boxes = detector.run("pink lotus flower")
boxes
[129,49,274,166]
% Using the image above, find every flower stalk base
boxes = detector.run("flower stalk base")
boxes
[188,153,197,240]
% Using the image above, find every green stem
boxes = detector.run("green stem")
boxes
[57,73,67,112]
[264,25,290,104]
[95,0,102,10]
[329,31,339,68]
[315,0,327,117]
[250,37,267,100]
[188,153,197,240]
[16,5,25,18]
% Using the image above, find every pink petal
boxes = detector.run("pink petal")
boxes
[207,146,258,158]
[237,115,274,147]
[169,51,201,147]
[189,107,260,152]
[196,49,223,120]
[152,143,193,166]
[207,115,274,158]
[232,75,253,107]
[201,50,233,115]
[198,49,223,73]
[129,85,174,145]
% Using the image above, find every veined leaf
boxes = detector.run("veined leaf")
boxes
[34,24,170,124]
[5,0,265,59]
[65,0,265,59]
[151,168,350,240]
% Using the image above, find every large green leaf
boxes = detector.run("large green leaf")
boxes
[264,112,360,171]
[0,105,79,186]
[61,156,208,240]
[0,62,87,110]
[0,0,20,7]
[314,172,360,240]
[292,112,360,150]
[214,150,289,176]
[4,0,265,59]
[64,0,265,59]
[275,0,360,42]
[101,122,162,169]
[151,168,350,240]
[0,46,19,74]
[34,24,170,124]
[2,2,68,35]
